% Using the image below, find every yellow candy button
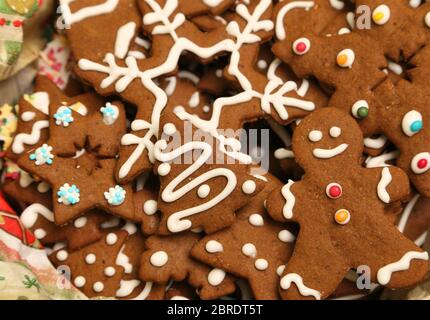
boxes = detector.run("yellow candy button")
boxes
[334,209,351,225]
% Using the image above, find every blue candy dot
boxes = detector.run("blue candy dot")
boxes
[411,120,423,133]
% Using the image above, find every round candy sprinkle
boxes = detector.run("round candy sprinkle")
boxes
[292,38,311,55]
[334,209,351,225]
[326,183,342,199]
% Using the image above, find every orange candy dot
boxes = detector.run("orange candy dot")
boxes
[337,55,348,66]
[334,209,351,225]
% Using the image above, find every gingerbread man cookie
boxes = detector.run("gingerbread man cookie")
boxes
[266,108,428,300]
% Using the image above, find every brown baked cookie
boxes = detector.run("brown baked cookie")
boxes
[139,231,236,300]
[18,150,136,226]
[20,205,109,250]
[49,230,128,298]
[2,169,52,209]
[6,77,54,162]
[165,281,199,300]
[266,108,428,300]
[354,0,427,60]
[154,111,264,234]
[191,173,296,300]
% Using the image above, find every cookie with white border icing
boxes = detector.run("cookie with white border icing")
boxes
[266,108,428,300]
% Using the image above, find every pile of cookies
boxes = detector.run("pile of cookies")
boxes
[2,0,430,300]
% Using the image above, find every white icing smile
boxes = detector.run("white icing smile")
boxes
[313,144,349,159]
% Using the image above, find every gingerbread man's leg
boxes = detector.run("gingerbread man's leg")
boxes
[353,224,429,289]
[279,231,350,300]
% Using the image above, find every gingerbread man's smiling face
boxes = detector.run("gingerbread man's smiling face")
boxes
[293,108,363,172]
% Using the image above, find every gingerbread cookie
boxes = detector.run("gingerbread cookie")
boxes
[266,108,428,300]
[191,173,296,300]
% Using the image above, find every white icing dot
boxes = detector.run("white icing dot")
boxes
[143,199,158,215]
[34,228,47,239]
[163,123,176,136]
[73,217,87,228]
[85,253,96,264]
[215,69,223,78]
[242,180,256,194]
[197,184,211,198]
[255,259,268,271]
[329,127,341,138]
[205,240,223,253]
[257,59,268,70]
[158,163,171,176]
[242,243,257,258]
[56,250,68,261]
[425,11,430,28]
[249,214,264,227]
[276,265,286,276]
[74,276,86,288]
[106,233,118,245]
[104,267,116,277]
[203,105,210,113]
[278,230,295,243]
[93,282,104,293]
[150,251,168,267]
[308,130,323,142]
[208,268,226,286]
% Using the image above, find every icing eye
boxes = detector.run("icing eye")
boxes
[329,127,341,138]
[292,38,311,55]
[334,209,351,225]
[402,110,423,137]
[411,152,430,174]
[336,49,355,68]
[372,4,391,25]
[308,130,323,142]
[425,12,430,28]
[351,100,369,119]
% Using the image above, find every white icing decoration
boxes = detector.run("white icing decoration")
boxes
[365,150,399,169]
[116,245,133,274]
[37,182,50,193]
[122,221,138,235]
[34,229,47,239]
[74,276,86,287]
[276,265,285,276]
[281,180,295,219]
[329,127,341,138]
[12,120,49,154]
[115,22,137,59]
[242,180,256,194]
[411,152,430,174]
[188,92,200,108]
[257,59,267,70]
[21,111,36,122]
[197,184,211,198]
[388,61,403,75]
[104,266,116,277]
[313,144,349,159]
[372,4,391,25]
[276,1,315,40]
[377,251,429,285]
[163,123,176,136]
[59,0,119,26]
[278,230,295,243]
[280,273,321,300]
[73,217,87,228]
[242,243,257,258]
[21,203,54,229]
[255,258,268,271]
[85,253,96,264]
[402,110,423,137]
[329,0,344,10]
[106,233,118,245]
[336,49,355,68]
[23,92,50,115]
[205,240,223,253]
[56,250,68,261]
[150,251,168,267]
[93,282,104,293]
[116,279,140,298]
[308,130,322,142]
[377,167,392,204]
[157,163,171,176]
[207,268,225,286]
[248,213,264,226]
[143,200,158,215]
[202,0,222,7]
[364,135,387,149]
[100,103,120,125]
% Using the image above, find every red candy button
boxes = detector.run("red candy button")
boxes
[418,158,428,169]
[326,183,342,199]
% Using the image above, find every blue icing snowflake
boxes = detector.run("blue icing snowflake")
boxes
[57,183,80,205]
[29,144,54,165]
[104,185,126,206]
[100,103,119,125]
[54,106,74,127]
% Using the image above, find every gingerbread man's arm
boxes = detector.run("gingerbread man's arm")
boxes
[372,166,410,205]
[266,180,303,223]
